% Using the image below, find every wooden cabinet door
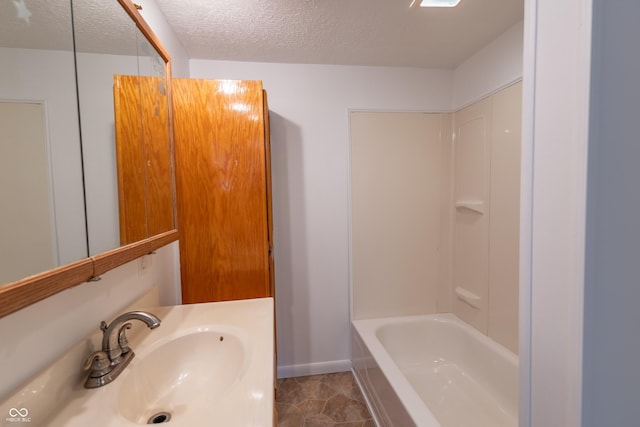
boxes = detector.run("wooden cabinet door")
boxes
[173,79,272,302]
[114,75,173,245]
[114,75,146,245]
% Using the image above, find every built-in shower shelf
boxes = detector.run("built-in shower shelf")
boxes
[455,201,484,214]
[455,286,481,308]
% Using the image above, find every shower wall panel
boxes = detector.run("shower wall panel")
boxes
[451,82,522,352]
[351,112,448,320]
[452,98,492,334]
[349,82,521,354]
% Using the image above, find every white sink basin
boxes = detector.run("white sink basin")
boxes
[0,298,274,427]
[117,327,248,424]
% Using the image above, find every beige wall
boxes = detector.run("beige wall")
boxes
[451,82,521,353]
[452,96,492,332]
[350,82,521,353]
[0,102,55,283]
[487,82,521,353]
[351,112,450,319]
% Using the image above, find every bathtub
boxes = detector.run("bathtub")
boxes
[352,314,518,427]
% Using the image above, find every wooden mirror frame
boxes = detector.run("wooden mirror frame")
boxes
[0,0,178,319]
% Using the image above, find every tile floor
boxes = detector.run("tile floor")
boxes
[276,372,375,427]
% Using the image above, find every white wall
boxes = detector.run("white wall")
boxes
[453,21,524,110]
[521,0,592,425]
[582,1,640,426]
[77,52,138,255]
[523,1,640,425]
[190,60,452,376]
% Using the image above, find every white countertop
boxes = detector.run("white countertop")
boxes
[1,298,274,427]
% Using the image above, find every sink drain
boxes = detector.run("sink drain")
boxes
[147,412,171,424]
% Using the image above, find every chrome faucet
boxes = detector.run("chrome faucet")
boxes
[84,311,161,388]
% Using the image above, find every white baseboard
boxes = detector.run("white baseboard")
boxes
[277,359,352,379]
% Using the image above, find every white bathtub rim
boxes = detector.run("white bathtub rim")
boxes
[355,313,519,367]
[352,313,519,427]
[353,320,440,426]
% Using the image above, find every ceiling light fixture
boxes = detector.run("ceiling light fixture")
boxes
[419,0,461,7]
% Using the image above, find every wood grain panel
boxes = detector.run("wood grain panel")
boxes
[173,79,271,303]
[115,75,174,245]
[0,259,94,319]
[139,76,174,236]
[0,230,179,319]
[114,74,147,245]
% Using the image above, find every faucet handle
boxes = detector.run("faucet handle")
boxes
[118,323,133,354]
[83,351,111,376]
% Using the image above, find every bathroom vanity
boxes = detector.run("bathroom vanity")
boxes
[0,297,275,426]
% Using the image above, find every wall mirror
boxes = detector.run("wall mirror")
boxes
[0,0,87,284]
[0,0,178,318]
[73,0,175,254]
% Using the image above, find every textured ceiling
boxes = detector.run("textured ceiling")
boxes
[154,0,524,68]
[1,0,524,67]
[0,0,140,56]
[0,0,73,51]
